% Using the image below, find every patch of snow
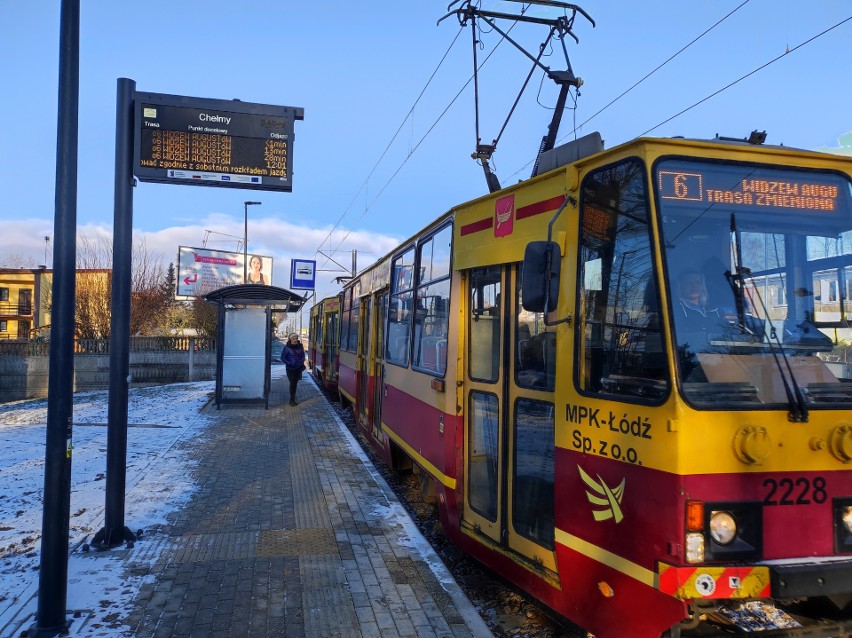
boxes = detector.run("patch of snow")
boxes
[0,381,216,636]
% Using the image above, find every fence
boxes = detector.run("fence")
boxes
[0,337,217,403]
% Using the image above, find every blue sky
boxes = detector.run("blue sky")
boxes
[1,1,850,303]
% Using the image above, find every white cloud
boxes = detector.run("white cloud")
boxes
[0,215,401,302]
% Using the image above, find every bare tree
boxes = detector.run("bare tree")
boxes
[191,297,218,338]
[74,269,112,339]
[1,254,40,268]
[74,234,169,338]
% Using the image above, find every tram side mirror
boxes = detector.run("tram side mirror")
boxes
[521,241,560,313]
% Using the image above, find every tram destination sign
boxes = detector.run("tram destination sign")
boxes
[657,161,847,215]
[133,92,304,192]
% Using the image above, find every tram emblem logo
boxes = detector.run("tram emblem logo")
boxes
[579,466,625,524]
[494,195,515,237]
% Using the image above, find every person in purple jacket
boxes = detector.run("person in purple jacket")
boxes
[280,333,306,406]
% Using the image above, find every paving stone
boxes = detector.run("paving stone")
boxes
[67,373,493,637]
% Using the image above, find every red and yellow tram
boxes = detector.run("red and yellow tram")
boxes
[319,134,852,637]
[307,295,340,393]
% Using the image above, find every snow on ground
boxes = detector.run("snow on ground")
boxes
[0,378,221,636]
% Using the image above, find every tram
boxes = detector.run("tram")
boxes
[307,295,340,392]
[317,133,852,637]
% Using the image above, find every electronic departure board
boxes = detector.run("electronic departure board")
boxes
[133,92,304,192]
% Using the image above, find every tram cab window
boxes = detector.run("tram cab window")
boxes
[577,158,670,402]
[655,158,852,409]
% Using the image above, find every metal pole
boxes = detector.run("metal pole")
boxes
[92,77,137,549]
[33,0,79,634]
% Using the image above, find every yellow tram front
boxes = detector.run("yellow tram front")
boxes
[527,138,852,636]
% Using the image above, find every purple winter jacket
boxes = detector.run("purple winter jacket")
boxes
[281,342,305,371]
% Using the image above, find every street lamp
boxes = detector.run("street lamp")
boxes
[243,201,261,283]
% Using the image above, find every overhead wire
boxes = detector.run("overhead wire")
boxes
[313,25,465,271]
[313,6,529,299]
[324,12,524,267]
[504,0,752,180]
[312,6,851,300]
[573,0,752,136]
[509,5,852,179]
[641,14,852,136]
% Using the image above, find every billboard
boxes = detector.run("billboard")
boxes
[176,246,273,297]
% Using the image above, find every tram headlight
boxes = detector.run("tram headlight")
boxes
[709,511,737,545]
[835,499,852,553]
[686,532,705,564]
[842,506,852,535]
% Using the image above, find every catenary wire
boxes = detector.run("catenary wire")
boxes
[641,14,851,136]
[313,26,464,269]
[504,0,752,180]
[324,16,523,268]
[572,0,751,136]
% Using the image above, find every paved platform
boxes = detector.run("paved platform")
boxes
[8,370,493,638]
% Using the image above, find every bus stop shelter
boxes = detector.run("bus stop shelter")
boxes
[205,284,307,409]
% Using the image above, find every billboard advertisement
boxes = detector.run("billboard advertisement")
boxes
[176,246,273,297]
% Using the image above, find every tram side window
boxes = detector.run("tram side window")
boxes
[314,313,323,349]
[413,225,452,375]
[340,289,353,352]
[327,311,338,350]
[350,282,360,354]
[517,273,555,391]
[387,247,416,367]
[577,158,670,402]
[340,284,360,353]
[469,266,501,383]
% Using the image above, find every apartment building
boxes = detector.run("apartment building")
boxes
[0,267,51,340]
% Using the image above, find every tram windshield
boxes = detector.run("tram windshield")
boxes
[655,158,852,410]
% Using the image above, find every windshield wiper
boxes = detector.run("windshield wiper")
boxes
[728,213,809,423]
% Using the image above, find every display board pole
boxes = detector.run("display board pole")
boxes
[92,77,137,549]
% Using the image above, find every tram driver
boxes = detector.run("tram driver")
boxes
[676,269,724,331]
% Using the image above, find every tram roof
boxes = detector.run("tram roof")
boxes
[337,134,852,290]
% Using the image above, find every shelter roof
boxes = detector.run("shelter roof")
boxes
[204,285,307,310]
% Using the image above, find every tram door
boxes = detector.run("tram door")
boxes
[324,309,338,385]
[371,293,388,440]
[463,264,557,572]
[357,297,372,428]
